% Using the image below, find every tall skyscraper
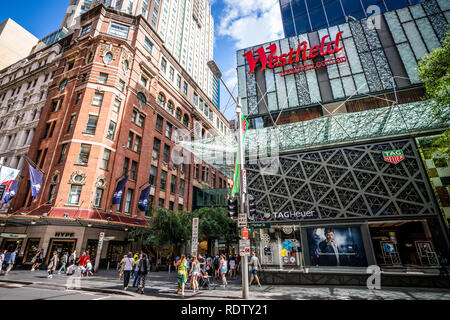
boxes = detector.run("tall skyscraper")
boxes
[62,0,218,109]
[279,0,426,37]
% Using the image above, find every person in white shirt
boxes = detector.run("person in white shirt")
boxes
[121,252,135,290]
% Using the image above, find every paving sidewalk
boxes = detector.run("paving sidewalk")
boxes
[1,269,450,300]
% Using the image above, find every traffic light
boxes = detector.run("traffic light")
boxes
[248,194,256,219]
[228,196,239,217]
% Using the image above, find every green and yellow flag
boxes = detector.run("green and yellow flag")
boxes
[231,115,249,197]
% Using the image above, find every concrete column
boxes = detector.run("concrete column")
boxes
[17,156,25,170]
[26,129,34,145]
[18,130,28,146]
[10,156,18,168]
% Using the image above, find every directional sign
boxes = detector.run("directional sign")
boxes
[242,228,248,240]
[239,239,250,257]
[191,218,199,257]
[238,213,247,227]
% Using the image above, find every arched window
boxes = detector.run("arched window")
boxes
[167,101,174,114]
[157,93,165,107]
[183,114,189,127]
[137,92,147,106]
[175,108,182,121]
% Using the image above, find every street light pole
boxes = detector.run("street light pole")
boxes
[237,97,249,300]
[207,60,249,299]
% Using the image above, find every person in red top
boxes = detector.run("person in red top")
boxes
[77,251,91,276]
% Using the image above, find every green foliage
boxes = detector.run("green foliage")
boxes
[418,30,450,158]
[127,207,239,253]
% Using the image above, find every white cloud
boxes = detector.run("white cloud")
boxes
[218,0,283,50]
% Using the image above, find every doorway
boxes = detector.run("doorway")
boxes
[45,239,76,265]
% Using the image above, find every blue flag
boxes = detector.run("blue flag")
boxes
[138,186,151,212]
[2,180,18,204]
[113,177,128,205]
[28,164,43,198]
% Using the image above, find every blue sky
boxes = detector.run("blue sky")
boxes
[0,0,283,120]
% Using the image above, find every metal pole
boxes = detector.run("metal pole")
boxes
[237,97,249,300]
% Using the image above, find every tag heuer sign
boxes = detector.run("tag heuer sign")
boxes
[383,150,405,165]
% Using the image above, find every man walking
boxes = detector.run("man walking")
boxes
[249,252,262,287]
[5,250,18,276]
[58,252,69,274]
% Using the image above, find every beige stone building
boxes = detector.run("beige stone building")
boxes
[0,19,39,70]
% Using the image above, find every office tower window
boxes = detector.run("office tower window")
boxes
[157,93,165,107]
[179,179,185,198]
[153,138,161,159]
[144,36,153,54]
[125,189,133,213]
[183,114,189,127]
[163,144,170,163]
[140,76,148,88]
[92,92,104,106]
[165,122,173,139]
[123,157,130,177]
[169,201,174,211]
[167,101,174,114]
[108,22,130,39]
[183,82,188,95]
[48,184,56,204]
[130,161,137,180]
[67,114,76,133]
[134,135,142,152]
[101,149,111,170]
[169,67,175,81]
[160,58,167,73]
[85,115,99,135]
[160,170,167,189]
[176,74,181,88]
[94,188,103,207]
[170,175,176,194]
[98,72,109,84]
[75,93,82,105]
[77,144,91,165]
[113,98,121,113]
[149,166,157,186]
[176,108,182,121]
[127,132,134,149]
[159,198,165,208]
[106,120,116,140]
[138,114,145,127]
[137,92,147,106]
[58,143,68,164]
[68,185,82,205]
[118,79,126,92]
[156,115,163,132]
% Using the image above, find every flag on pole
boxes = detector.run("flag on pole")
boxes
[113,177,128,205]
[231,114,249,197]
[2,180,18,204]
[0,166,20,203]
[138,186,151,212]
[28,163,43,198]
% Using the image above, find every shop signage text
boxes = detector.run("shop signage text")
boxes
[249,222,271,229]
[55,232,75,238]
[273,211,315,220]
[0,233,27,239]
[243,31,345,76]
[382,150,405,164]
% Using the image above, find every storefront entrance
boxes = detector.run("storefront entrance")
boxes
[1,238,24,252]
[22,238,41,264]
[369,220,439,267]
[251,224,304,270]
[45,239,76,265]
[86,239,99,265]
[106,241,131,269]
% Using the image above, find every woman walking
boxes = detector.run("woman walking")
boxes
[174,254,188,297]
[58,252,69,274]
[47,252,59,279]
[31,249,43,271]
[118,254,126,280]
[136,254,148,294]
[219,254,228,288]
[229,255,236,280]
[189,256,200,292]
[122,253,134,290]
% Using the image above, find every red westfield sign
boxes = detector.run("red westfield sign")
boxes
[243,31,345,75]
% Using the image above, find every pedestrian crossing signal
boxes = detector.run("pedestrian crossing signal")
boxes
[248,194,256,219]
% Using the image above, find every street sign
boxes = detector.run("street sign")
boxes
[239,239,250,257]
[242,228,248,240]
[98,232,105,250]
[238,213,247,227]
[191,218,199,257]
[249,222,271,229]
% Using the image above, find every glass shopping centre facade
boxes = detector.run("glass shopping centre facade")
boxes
[236,0,450,279]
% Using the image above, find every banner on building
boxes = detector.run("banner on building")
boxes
[113,177,128,205]
[138,186,151,212]
[2,180,18,204]
[28,164,43,198]
[231,115,249,197]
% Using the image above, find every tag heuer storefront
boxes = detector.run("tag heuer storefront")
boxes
[246,137,450,286]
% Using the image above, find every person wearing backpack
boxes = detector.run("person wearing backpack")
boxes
[136,254,148,294]
[213,255,220,279]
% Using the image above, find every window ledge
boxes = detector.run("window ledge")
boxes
[65,204,80,207]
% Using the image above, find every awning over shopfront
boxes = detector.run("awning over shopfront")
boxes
[179,100,449,172]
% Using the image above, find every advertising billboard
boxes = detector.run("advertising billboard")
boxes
[307,226,367,267]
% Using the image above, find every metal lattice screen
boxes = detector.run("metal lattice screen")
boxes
[246,139,438,222]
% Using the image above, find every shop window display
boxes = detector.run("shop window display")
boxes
[251,225,303,270]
